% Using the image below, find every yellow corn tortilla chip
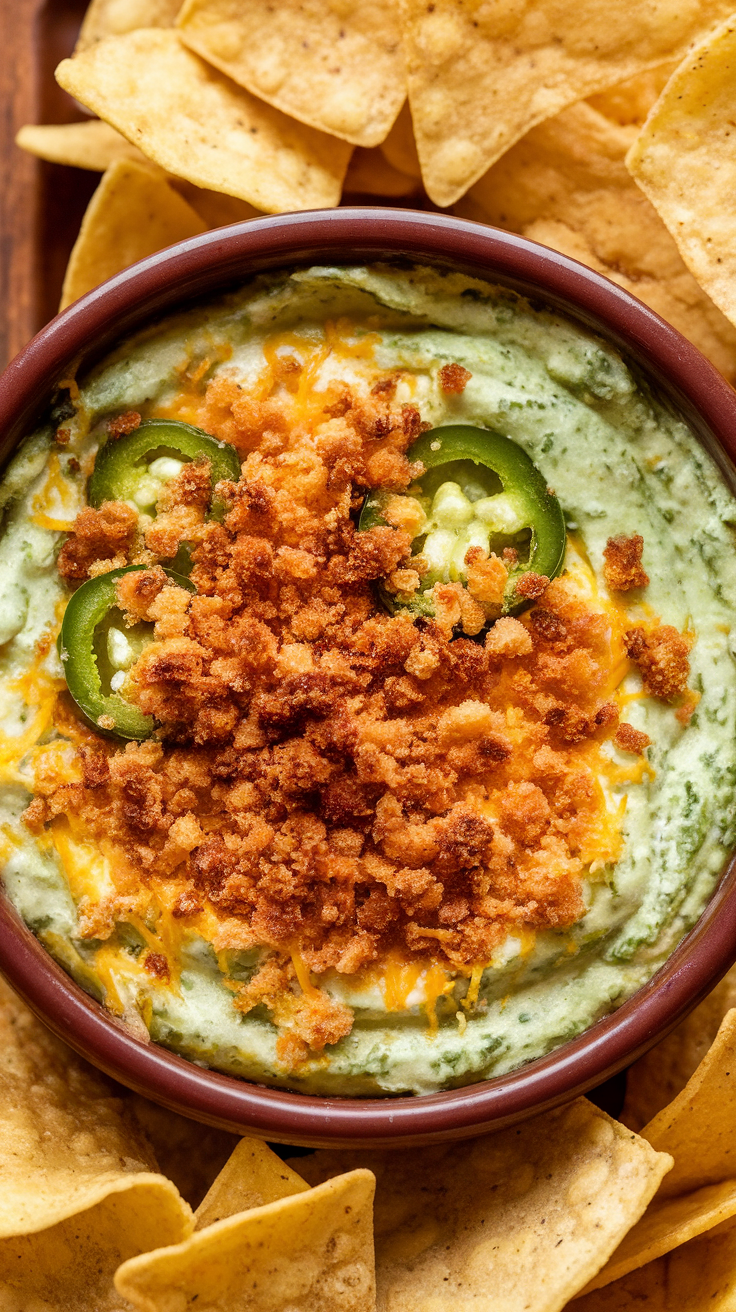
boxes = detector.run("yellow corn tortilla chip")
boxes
[115,1169,376,1312]
[170,180,261,227]
[56,30,352,214]
[573,1223,736,1310]
[580,1008,736,1294]
[456,98,736,383]
[129,1096,240,1210]
[587,64,677,127]
[76,0,182,52]
[627,16,736,330]
[176,0,405,148]
[621,964,736,1132]
[578,1179,736,1296]
[380,100,421,180]
[643,1008,736,1198]
[194,1137,309,1230]
[16,119,147,170]
[291,1098,671,1311]
[399,0,736,207]
[0,975,192,1310]
[344,147,420,197]
[60,157,207,310]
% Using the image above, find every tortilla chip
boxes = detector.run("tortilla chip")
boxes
[627,16,736,330]
[56,30,352,214]
[572,1224,736,1310]
[587,64,677,127]
[114,1170,376,1312]
[16,119,146,170]
[621,964,736,1132]
[170,180,261,226]
[399,0,736,207]
[60,157,206,310]
[643,1008,736,1198]
[194,1137,309,1230]
[176,0,405,148]
[0,975,192,1310]
[291,1098,671,1311]
[344,147,420,197]
[455,99,736,383]
[579,1009,736,1294]
[129,1096,240,1210]
[76,0,182,52]
[380,100,421,179]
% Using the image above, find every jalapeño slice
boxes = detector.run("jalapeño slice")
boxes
[359,425,566,621]
[59,564,195,741]
[88,419,241,520]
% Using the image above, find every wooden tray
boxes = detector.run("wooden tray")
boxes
[0,0,97,369]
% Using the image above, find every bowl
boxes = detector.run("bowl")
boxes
[1,208,736,1149]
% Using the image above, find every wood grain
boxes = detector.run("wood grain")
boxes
[0,0,93,368]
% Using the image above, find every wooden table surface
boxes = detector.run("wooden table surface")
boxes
[0,0,95,369]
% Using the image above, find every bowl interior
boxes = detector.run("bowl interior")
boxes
[1,208,736,1148]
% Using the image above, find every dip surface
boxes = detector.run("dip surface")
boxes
[1,264,735,1096]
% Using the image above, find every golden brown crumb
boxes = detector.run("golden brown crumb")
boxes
[55,427,71,446]
[438,362,472,394]
[624,624,692,699]
[515,572,550,600]
[485,616,533,657]
[464,546,507,607]
[57,502,138,583]
[603,534,649,591]
[614,723,651,754]
[108,410,141,438]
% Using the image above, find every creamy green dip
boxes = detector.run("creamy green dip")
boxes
[1,264,736,1096]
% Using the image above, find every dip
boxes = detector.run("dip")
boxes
[1,264,734,1097]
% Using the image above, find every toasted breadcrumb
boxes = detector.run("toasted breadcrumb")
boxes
[57,502,138,583]
[624,624,693,699]
[108,410,141,438]
[614,723,651,754]
[438,363,472,394]
[603,534,649,591]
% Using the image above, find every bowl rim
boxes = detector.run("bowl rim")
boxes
[1,206,736,1148]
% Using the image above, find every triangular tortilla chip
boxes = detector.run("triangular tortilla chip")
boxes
[291,1098,671,1311]
[194,1137,309,1230]
[456,98,736,383]
[16,119,147,170]
[572,1223,736,1310]
[176,0,406,147]
[76,0,182,52]
[621,964,736,1132]
[0,976,192,1310]
[344,147,420,197]
[578,1009,736,1294]
[115,1170,376,1312]
[56,30,352,214]
[60,157,207,309]
[379,100,421,179]
[627,15,736,330]
[399,0,736,206]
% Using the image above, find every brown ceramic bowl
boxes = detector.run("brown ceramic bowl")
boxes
[1,209,736,1149]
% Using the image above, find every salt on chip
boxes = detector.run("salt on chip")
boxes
[291,1098,671,1311]
[579,1008,736,1295]
[60,157,206,310]
[56,29,352,214]
[194,1137,309,1229]
[0,976,193,1310]
[176,0,406,147]
[76,0,182,52]
[115,1169,376,1312]
[572,1223,736,1310]
[16,120,147,170]
[627,15,736,330]
[456,98,736,383]
[399,0,736,207]
[621,963,736,1132]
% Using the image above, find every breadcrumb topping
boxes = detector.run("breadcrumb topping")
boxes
[32,341,694,1064]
